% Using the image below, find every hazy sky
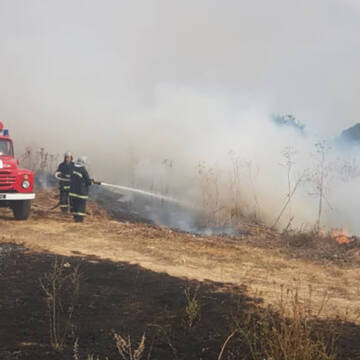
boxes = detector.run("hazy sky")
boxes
[0,0,359,148]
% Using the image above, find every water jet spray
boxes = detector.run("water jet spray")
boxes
[101,182,194,208]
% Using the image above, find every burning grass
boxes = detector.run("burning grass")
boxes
[90,183,360,268]
[330,229,353,245]
[234,225,360,266]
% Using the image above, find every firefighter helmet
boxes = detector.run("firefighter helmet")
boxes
[76,156,88,167]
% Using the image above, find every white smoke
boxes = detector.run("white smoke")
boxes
[90,84,360,234]
[0,1,359,233]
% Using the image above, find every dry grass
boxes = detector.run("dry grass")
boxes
[2,191,359,326]
[73,338,106,360]
[114,333,146,360]
[3,237,359,359]
[184,285,201,328]
[72,333,146,360]
[225,284,338,360]
[69,277,341,360]
[40,256,81,351]
[2,189,360,359]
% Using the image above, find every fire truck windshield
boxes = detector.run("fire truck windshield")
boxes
[0,139,13,156]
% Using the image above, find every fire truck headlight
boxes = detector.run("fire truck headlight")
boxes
[22,180,30,189]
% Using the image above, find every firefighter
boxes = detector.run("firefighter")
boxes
[55,151,74,213]
[69,156,93,222]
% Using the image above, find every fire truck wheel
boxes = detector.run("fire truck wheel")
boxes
[12,200,32,220]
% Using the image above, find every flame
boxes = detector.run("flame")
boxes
[331,229,351,244]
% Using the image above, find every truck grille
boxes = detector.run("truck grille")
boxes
[0,170,16,187]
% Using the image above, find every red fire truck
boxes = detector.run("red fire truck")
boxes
[0,122,35,219]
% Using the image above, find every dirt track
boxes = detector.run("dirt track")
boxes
[1,190,359,324]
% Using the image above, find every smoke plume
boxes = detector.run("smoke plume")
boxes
[0,0,359,233]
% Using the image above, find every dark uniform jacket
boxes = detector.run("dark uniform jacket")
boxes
[70,165,92,198]
[56,161,74,191]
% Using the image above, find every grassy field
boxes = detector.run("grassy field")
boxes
[0,190,359,359]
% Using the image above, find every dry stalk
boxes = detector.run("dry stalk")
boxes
[114,333,146,360]
[40,257,81,351]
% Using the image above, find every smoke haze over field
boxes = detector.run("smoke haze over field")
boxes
[0,0,360,232]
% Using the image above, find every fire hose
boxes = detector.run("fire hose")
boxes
[55,172,101,185]
[54,172,71,182]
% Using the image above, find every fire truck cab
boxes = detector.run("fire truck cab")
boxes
[0,122,35,220]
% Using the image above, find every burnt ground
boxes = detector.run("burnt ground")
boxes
[1,243,360,360]
[0,243,254,360]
